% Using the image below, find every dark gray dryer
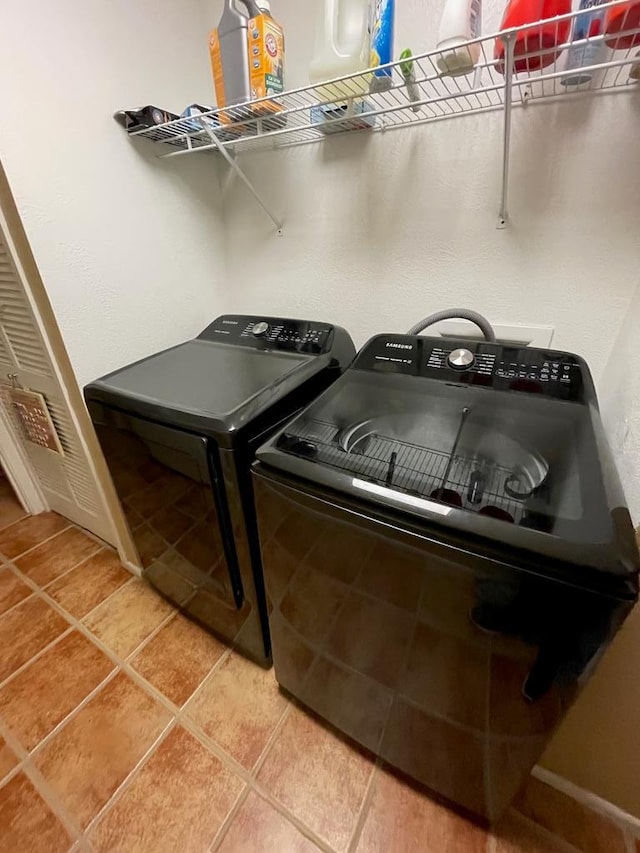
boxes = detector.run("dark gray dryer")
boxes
[84,314,355,664]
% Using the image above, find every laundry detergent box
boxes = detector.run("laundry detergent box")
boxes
[247,13,285,113]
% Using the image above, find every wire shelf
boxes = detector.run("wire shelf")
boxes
[119,0,640,228]
[128,0,640,158]
[290,418,527,523]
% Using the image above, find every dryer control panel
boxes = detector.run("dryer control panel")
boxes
[199,315,334,355]
[354,335,589,402]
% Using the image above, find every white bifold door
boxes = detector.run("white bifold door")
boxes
[0,205,116,544]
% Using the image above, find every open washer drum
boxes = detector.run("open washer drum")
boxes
[253,332,639,820]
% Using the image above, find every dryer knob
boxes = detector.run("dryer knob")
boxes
[252,321,270,337]
[448,348,475,370]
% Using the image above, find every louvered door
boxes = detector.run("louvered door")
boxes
[0,235,113,541]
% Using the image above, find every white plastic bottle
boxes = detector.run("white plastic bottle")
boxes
[436,0,482,77]
[309,0,370,101]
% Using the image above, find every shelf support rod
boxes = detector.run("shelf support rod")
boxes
[498,32,515,229]
[203,126,283,234]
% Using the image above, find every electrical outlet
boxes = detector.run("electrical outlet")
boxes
[435,322,554,348]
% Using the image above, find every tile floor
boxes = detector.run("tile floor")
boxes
[0,492,637,851]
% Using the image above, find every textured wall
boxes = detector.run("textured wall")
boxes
[0,0,226,388]
[599,284,640,521]
[539,286,640,817]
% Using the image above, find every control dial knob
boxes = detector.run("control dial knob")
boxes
[252,321,270,337]
[448,348,475,370]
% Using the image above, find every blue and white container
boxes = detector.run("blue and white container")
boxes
[562,0,607,87]
[369,0,396,92]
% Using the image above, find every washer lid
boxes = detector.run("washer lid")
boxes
[85,339,323,437]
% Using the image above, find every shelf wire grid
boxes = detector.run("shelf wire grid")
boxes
[290,418,527,523]
[129,0,640,157]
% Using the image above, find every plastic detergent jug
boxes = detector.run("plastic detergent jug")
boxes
[494,0,571,74]
[309,0,370,101]
[605,1,640,49]
[210,0,262,108]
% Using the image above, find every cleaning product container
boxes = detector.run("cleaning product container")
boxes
[561,0,606,86]
[309,0,370,101]
[369,0,396,91]
[210,0,262,108]
[494,0,572,74]
[604,1,640,49]
[436,0,482,77]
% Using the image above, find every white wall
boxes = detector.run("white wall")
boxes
[0,0,226,388]
[211,0,640,386]
[599,282,640,521]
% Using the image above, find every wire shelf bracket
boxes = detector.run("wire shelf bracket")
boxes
[202,124,284,233]
[120,0,640,232]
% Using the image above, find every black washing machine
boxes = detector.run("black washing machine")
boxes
[252,333,639,819]
[84,314,355,664]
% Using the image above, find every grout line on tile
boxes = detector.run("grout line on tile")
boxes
[82,719,178,840]
[32,574,175,670]
[121,605,178,663]
[120,661,183,715]
[127,636,231,713]
[8,545,234,738]
[5,550,139,644]
[0,583,38,620]
[0,518,264,847]
[73,576,139,625]
[0,515,28,535]
[0,561,49,601]
[208,782,252,852]
[0,624,74,693]
[0,703,32,765]
[347,759,381,853]
[0,760,24,790]
[10,558,189,717]
[178,645,234,717]
[73,641,252,843]
[36,543,106,591]
[179,714,252,783]
[28,668,121,761]
[30,591,129,670]
[0,520,73,562]
[250,698,293,776]
[248,779,339,853]
[21,757,84,844]
[5,564,130,671]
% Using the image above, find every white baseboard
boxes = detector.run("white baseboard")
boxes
[122,559,142,578]
[533,765,640,834]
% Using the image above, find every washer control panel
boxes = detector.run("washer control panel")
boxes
[424,341,583,400]
[199,315,334,355]
[354,335,586,401]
